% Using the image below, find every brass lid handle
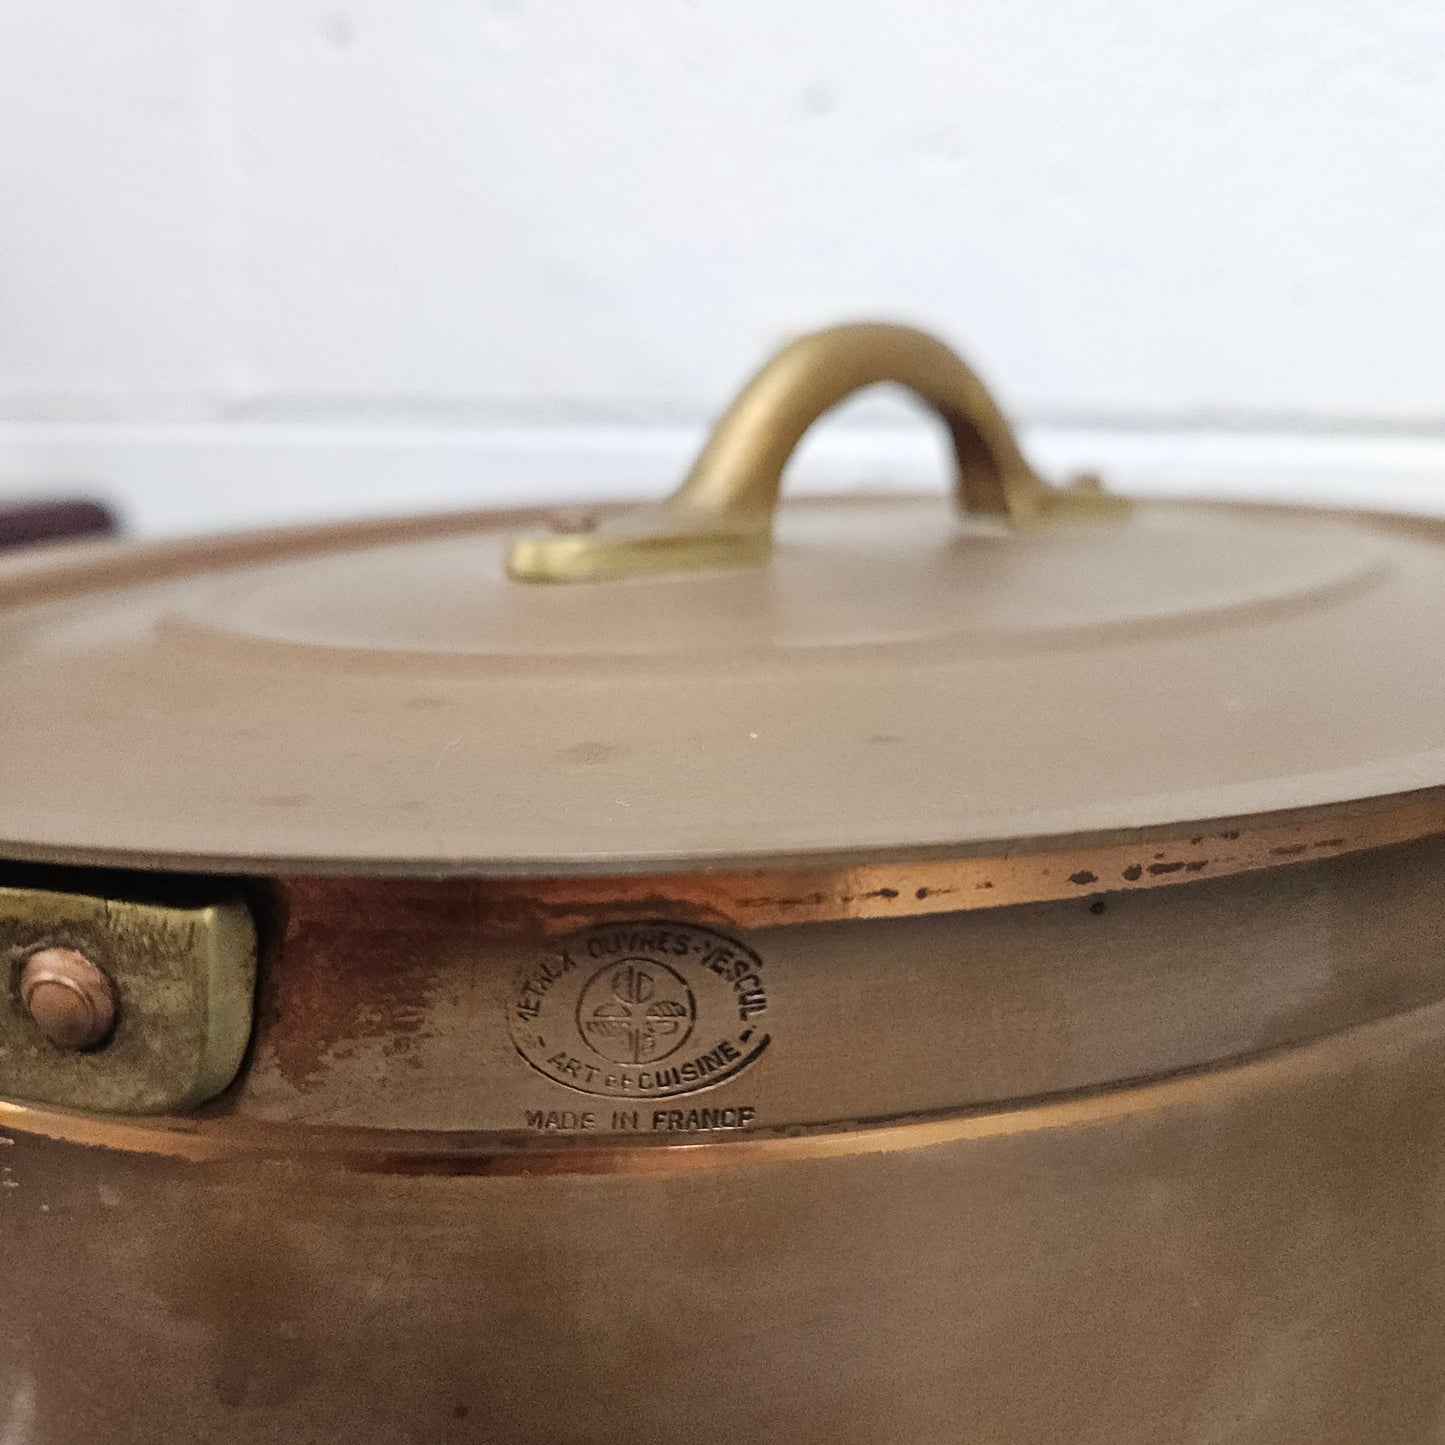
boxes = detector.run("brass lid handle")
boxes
[507,321,1126,583]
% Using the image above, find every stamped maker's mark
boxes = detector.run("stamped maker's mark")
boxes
[509,921,770,1100]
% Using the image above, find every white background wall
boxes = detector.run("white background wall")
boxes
[4,1,1445,536]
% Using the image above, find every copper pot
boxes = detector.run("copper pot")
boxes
[1,324,1443,1443]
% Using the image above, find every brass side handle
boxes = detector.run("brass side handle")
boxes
[0,878,256,1114]
[507,321,1126,583]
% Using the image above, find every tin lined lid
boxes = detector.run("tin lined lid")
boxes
[1,325,1443,878]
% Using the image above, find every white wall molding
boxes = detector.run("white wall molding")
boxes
[3,421,1445,539]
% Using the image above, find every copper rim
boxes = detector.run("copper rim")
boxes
[265,788,1445,928]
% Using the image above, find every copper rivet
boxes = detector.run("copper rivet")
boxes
[19,948,117,1051]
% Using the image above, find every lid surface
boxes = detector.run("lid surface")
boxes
[2,492,1445,876]
[5,323,1445,879]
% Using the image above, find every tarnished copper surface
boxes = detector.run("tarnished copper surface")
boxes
[0,1001,1442,1443]
[0,775,1439,1443]
[419,789,1445,928]
[18,947,116,1051]
[0,833,1427,1142]
[5,492,1445,876]
[0,992,1435,1171]
[2,326,1444,1441]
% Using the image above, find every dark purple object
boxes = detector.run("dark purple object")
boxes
[0,499,118,552]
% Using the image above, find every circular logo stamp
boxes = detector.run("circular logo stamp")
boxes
[509,921,770,1098]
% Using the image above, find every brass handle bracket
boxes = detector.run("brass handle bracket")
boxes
[0,875,257,1114]
[507,321,1128,583]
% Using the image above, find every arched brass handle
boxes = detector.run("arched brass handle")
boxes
[507,321,1126,583]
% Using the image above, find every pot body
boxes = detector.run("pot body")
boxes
[2,836,1444,1443]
